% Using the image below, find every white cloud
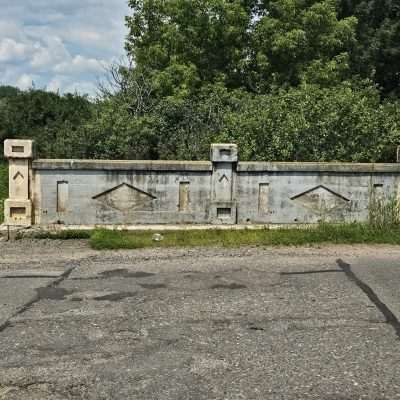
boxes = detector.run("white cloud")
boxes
[54,55,104,75]
[46,76,66,92]
[0,0,130,95]
[0,21,20,38]
[16,74,37,90]
[70,30,102,45]
[30,36,70,69]
[64,80,97,95]
[0,38,30,63]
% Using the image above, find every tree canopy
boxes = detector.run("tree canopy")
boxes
[1,0,400,162]
[125,0,358,94]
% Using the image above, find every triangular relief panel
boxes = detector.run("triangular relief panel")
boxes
[93,183,156,212]
[291,185,350,215]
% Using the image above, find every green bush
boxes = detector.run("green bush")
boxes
[218,82,400,162]
[81,81,400,162]
[0,87,93,160]
[368,194,400,230]
[1,80,399,163]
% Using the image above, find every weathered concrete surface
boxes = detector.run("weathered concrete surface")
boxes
[33,159,213,172]
[5,139,400,226]
[0,241,400,399]
[3,140,33,226]
[32,159,400,226]
[3,139,34,159]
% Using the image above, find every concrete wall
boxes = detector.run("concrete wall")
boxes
[3,139,400,226]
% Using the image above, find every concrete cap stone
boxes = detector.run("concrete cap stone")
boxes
[4,139,34,159]
[210,144,238,162]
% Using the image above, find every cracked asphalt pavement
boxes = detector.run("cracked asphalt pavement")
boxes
[0,240,400,399]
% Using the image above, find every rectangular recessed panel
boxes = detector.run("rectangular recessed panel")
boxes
[10,207,26,218]
[12,146,24,153]
[57,181,69,212]
[373,183,384,200]
[217,208,231,218]
[219,149,231,157]
[213,163,233,202]
[258,183,269,214]
[179,182,190,212]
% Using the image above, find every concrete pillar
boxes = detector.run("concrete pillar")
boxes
[3,139,34,226]
[397,146,400,163]
[209,143,238,224]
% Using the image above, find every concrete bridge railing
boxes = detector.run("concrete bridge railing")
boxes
[3,139,400,227]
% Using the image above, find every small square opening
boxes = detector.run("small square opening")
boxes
[219,149,231,157]
[12,146,24,153]
[10,207,26,218]
[217,208,231,218]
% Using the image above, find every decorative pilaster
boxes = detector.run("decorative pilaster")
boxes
[3,139,34,226]
[209,143,238,224]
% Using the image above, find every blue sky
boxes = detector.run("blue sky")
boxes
[0,0,130,95]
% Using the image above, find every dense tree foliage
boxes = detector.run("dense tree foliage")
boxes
[1,0,400,162]
[337,0,400,97]
[125,0,358,94]
[0,87,93,159]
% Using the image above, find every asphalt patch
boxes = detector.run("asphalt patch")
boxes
[36,287,73,301]
[211,283,247,290]
[212,319,232,326]
[99,269,155,278]
[249,326,265,331]
[139,283,167,289]
[93,292,137,301]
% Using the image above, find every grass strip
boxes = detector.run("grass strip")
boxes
[89,223,400,250]
[20,230,92,240]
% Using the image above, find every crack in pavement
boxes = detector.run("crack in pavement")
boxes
[280,269,343,276]
[337,258,400,339]
[1,275,62,279]
[0,262,79,334]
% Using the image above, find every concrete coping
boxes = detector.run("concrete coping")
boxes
[237,162,400,173]
[32,159,400,173]
[33,159,213,172]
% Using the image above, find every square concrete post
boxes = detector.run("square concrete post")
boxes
[397,146,400,163]
[3,139,34,226]
[210,143,238,224]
